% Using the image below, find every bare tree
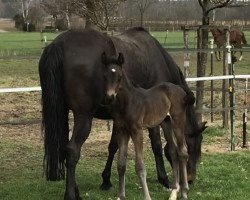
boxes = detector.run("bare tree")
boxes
[126,0,157,27]
[196,0,232,122]
[71,0,125,30]
[3,0,35,23]
[41,0,73,29]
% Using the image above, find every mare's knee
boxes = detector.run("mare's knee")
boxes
[66,145,80,167]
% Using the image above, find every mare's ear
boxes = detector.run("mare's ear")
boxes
[101,52,107,65]
[117,53,124,65]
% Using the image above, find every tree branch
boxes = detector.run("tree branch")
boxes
[205,0,232,15]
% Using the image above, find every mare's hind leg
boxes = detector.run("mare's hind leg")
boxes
[100,125,118,190]
[148,126,170,189]
[117,130,130,200]
[171,115,189,200]
[64,114,92,200]
[131,129,151,200]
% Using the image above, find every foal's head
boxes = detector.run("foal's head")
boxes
[101,52,124,100]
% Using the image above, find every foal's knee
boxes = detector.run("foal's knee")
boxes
[117,164,126,176]
[135,162,146,176]
[177,147,188,161]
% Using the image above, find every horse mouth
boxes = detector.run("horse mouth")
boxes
[107,88,117,97]
[187,173,196,183]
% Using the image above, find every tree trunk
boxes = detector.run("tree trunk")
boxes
[140,12,144,27]
[65,4,71,30]
[85,0,96,29]
[196,15,209,122]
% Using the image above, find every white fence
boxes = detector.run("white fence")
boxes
[0,74,249,150]
[0,75,250,93]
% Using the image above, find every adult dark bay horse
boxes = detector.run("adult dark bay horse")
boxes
[210,28,247,61]
[39,27,206,200]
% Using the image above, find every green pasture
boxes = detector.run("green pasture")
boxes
[0,32,59,56]
[0,124,250,200]
[0,30,250,199]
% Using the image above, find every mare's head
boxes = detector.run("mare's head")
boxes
[185,111,207,182]
[101,52,124,101]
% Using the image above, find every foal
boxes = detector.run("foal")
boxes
[102,52,194,200]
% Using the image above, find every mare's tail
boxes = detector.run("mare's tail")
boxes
[39,41,69,181]
[241,32,247,44]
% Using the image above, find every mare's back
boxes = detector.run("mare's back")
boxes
[111,28,184,88]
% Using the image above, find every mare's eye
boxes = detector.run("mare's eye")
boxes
[103,73,108,80]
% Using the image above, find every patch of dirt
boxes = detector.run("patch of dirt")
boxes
[0,18,15,31]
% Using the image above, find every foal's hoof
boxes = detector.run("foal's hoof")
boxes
[117,196,125,200]
[100,181,112,190]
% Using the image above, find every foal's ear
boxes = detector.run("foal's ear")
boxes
[117,53,124,65]
[101,52,107,65]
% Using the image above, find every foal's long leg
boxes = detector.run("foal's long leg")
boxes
[131,130,151,200]
[100,125,118,190]
[171,115,189,200]
[148,126,170,188]
[161,121,180,200]
[64,114,92,200]
[117,131,130,200]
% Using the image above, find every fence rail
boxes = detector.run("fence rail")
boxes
[1,75,249,93]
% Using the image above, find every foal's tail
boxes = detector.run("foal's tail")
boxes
[178,69,196,106]
[241,32,247,45]
[39,41,69,181]
[183,92,196,106]
[183,90,196,106]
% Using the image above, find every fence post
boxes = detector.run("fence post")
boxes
[210,38,214,122]
[183,27,190,77]
[222,29,229,128]
[226,38,236,151]
[242,78,248,148]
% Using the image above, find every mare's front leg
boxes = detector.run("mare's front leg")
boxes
[64,114,92,200]
[117,130,130,200]
[100,125,118,190]
[148,127,170,189]
[131,129,151,200]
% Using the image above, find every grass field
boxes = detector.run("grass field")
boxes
[0,123,249,200]
[0,30,250,199]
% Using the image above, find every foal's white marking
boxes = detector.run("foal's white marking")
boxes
[239,55,243,61]
[111,68,116,72]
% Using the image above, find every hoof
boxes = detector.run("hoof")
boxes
[117,196,125,200]
[64,187,82,200]
[64,195,82,200]
[100,181,112,190]
[158,176,170,189]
